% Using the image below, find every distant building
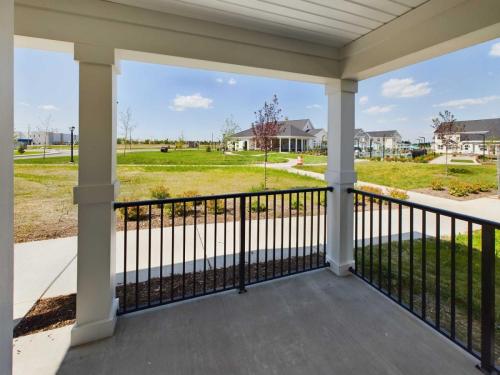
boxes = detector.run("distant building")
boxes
[354,129,403,153]
[29,131,78,146]
[433,118,500,155]
[229,119,325,152]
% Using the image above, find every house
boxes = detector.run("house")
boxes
[2,1,500,374]
[230,119,325,152]
[433,118,500,155]
[354,129,403,153]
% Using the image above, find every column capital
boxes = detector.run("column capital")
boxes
[74,43,116,66]
[325,79,358,95]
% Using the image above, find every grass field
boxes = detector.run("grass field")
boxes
[296,162,497,191]
[14,164,324,243]
[14,150,327,166]
[358,230,500,356]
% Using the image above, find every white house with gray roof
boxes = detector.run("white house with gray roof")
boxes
[354,129,403,152]
[229,119,325,152]
[433,118,500,155]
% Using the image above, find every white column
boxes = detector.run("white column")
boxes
[279,138,282,152]
[0,1,14,374]
[72,43,119,346]
[288,138,291,152]
[325,79,357,276]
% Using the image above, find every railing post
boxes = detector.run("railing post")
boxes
[480,224,496,373]
[239,196,247,293]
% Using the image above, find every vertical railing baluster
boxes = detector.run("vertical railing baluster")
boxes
[182,201,186,298]
[281,193,284,276]
[303,191,307,270]
[422,210,427,320]
[203,200,207,294]
[398,204,402,303]
[289,193,292,273]
[370,196,374,283]
[135,205,140,309]
[223,198,227,289]
[296,192,299,272]
[323,191,327,265]
[355,193,358,274]
[256,195,260,281]
[409,206,414,310]
[171,202,175,301]
[193,200,197,296]
[480,224,495,373]
[388,201,392,296]
[160,204,164,304]
[123,207,128,313]
[378,198,382,289]
[265,194,268,279]
[435,213,441,330]
[317,190,320,268]
[214,199,217,291]
[362,194,366,279]
[467,221,473,352]
[148,204,152,306]
[273,193,277,277]
[248,196,252,283]
[310,191,314,269]
[450,217,456,339]
[239,197,247,294]
[233,197,236,287]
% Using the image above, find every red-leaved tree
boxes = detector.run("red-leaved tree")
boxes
[252,94,282,189]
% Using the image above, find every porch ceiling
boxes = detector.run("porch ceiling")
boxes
[105,0,428,47]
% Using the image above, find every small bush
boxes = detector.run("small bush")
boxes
[388,189,409,201]
[449,183,470,197]
[431,179,445,191]
[478,183,494,192]
[206,146,212,152]
[150,185,170,200]
[248,183,266,193]
[290,198,304,210]
[117,199,149,221]
[206,199,226,214]
[17,145,26,154]
[173,190,201,216]
[250,200,267,212]
[354,185,384,206]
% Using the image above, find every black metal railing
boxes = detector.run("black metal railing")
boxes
[349,188,499,372]
[113,187,332,315]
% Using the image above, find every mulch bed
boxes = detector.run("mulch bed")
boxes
[14,294,76,338]
[414,188,496,201]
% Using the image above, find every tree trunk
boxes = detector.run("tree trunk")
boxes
[264,150,268,190]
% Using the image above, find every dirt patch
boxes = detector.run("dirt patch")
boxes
[413,188,495,201]
[14,294,76,338]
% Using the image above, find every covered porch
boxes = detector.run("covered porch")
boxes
[2,1,500,375]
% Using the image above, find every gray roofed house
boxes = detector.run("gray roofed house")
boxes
[230,119,325,152]
[354,128,403,153]
[433,118,500,155]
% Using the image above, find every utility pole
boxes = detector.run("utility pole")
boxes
[382,136,386,160]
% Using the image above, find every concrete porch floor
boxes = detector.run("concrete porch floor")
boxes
[15,270,478,375]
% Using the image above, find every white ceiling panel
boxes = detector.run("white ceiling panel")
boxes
[107,0,429,46]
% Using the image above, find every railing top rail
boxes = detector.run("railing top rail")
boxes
[349,187,500,229]
[114,186,333,209]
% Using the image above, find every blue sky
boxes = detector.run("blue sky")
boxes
[14,37,500,142]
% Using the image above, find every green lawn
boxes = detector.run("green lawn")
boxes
[358,230,500,355]
[14,150,327,166]
[296,162,497,191]
[14,164,324,243]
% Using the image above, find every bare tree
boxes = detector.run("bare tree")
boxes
[221,115,240,151]
[431,110,462,175]
[252,94,282,189]
[38,114,53,159]
[119,107,136,155]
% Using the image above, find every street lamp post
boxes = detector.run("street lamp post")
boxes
[69,126,75,163]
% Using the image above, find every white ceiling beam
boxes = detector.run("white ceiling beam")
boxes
[340,0,500,80]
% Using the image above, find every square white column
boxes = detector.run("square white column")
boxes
[0,1,14,374]
[71,43,119,346]
[325,79,358,276]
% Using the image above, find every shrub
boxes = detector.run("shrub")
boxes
[290,198,304,210]
[248,183,266,193]
[388,189,409,201]
[449,183,469,197]
[431,179,445,191]
[150,185,170,200]
[354,185,384,206]
[478,183,494,192]
[17,145,26,154]
[117,199,149,221]
[206,146,212,152]
[206,199,226,214]
[250,199,267,212]
[173,190,201,216]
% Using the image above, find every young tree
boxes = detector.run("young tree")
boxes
[119,107,135,155]
[38,114,53,159]
[252,94,282,189]
[431,110,462,175]
[221,115,240,151]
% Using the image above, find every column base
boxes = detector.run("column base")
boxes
[326,258,354,277]
[71,298,118,347]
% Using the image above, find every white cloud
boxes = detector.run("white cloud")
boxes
[489,42,500,57]
[363,105,395,114]
[306,104,321,109]
[216,77,237,85]
[169,93,213,112]
[382,78,431,98]
[434,95,500,109]
[215,78,224,83]
[228,78,237,85]
[38,104,59,111]
[18,102,30,107]
[359,96,368,105]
